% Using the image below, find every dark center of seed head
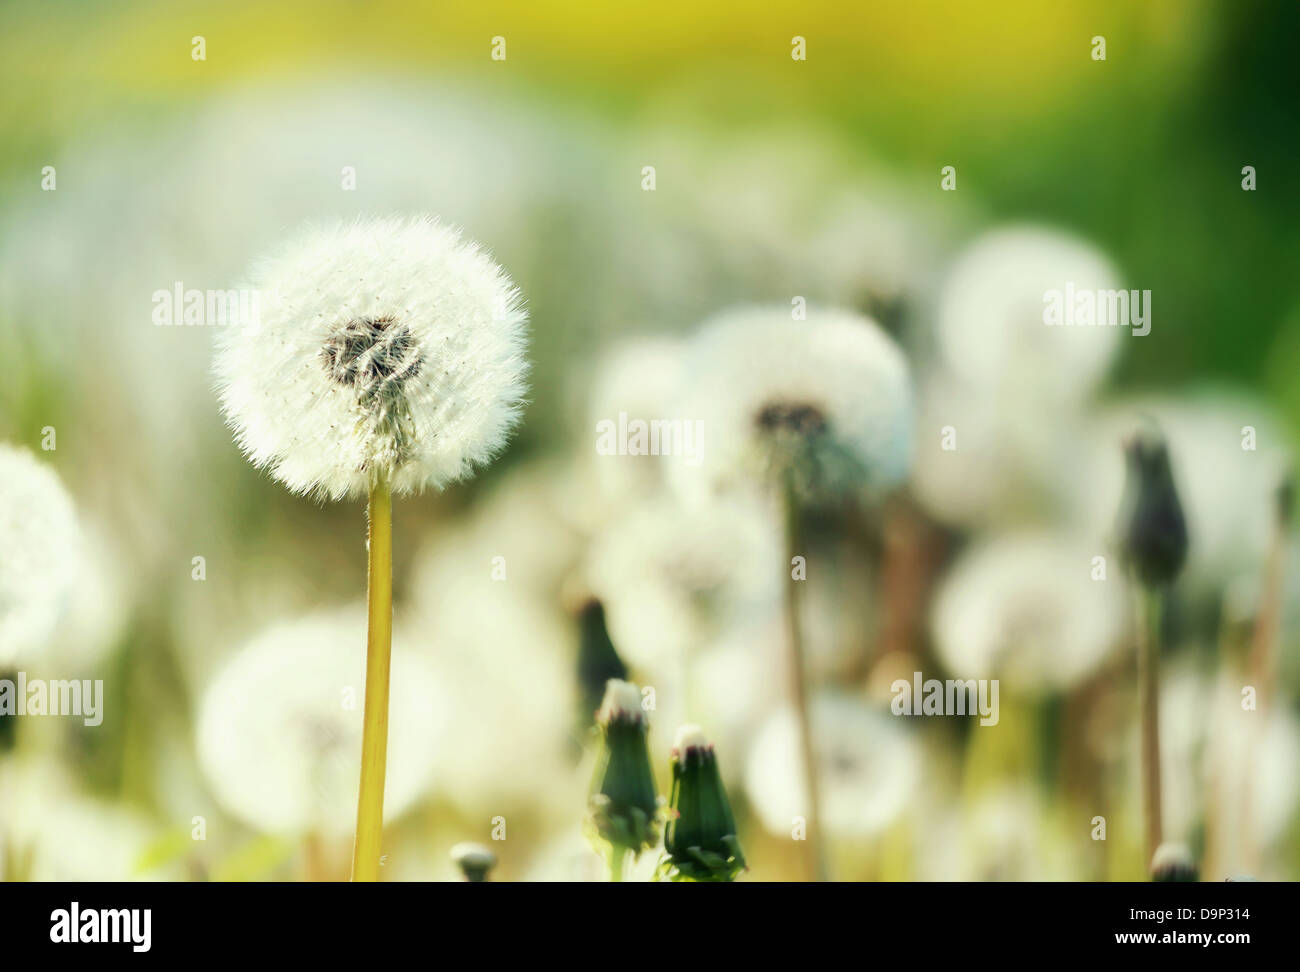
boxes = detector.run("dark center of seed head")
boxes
[755,401,828,438]
[321,316,421,394]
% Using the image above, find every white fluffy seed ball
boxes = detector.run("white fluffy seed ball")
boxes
[674,305,912,502]
[0,445,80,665]
[214,215,529,501]
[195,607,446,836]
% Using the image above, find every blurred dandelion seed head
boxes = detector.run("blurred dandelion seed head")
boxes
[745,693,919,838]
[196,607,446,837]
[585,494,780,670]
[0,445,81,665]
[676,305,912,503]
[214,215,529,500]
[936,225,1121,402]
[932,532,1125,693]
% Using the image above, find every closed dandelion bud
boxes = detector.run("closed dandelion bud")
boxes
[575,599,627,727]
[1117,427,1188,586]
[588,679,659,857]
[662,725,745,882]
[1150,842,1198,882]
[450,842,497,882]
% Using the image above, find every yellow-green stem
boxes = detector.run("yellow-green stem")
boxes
[782,479,827,882]
[351,479,393,882]
[1135,585,1163,870]
[607,845,626,882]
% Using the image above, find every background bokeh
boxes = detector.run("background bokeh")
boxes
[2,0,1298,881]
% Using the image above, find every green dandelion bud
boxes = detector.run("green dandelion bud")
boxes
[1150,842,1198,882]
[450,842,497,882]
[1117,427,1188,587]
[575,598,627,727]
[587,680,659,874]
[661,725,746,882]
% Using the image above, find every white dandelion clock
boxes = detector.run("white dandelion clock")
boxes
[196,607,446,839]
[676,305,912,503]
[912,370,1094,530]
[212,215,528,881]
[936,225,1122,404]
[585,494,781,674]
[744,692,920,841]
[931,531,1126,693]
[0,445,80,666]
[585,335,687,504]
[407,541,577,818]
[215,215,528,501]
[918,785,1079,881]
[0,761,182,882]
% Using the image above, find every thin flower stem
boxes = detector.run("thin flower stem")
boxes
[782,478,827,882]
[352,478,393,882]
[607,846,626,883]
[1135,583,1163,869]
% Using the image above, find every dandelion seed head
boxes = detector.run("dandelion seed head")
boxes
[0,445,80,666]
[675,305,912,503]
[918,785,1076,881]
[931,532,1124,693]
[195,606,446,836]
[937,225,1120,402]
[744,693,919,838]
[585,494,781,671]
[408,545,576,815]
[0,760,179,881]
[214,215,529,501]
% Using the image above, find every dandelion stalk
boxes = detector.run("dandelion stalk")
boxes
[606,846,626,883]
[1134,584,1163,864]
[781,476,826,882]
[351,479,393,882]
